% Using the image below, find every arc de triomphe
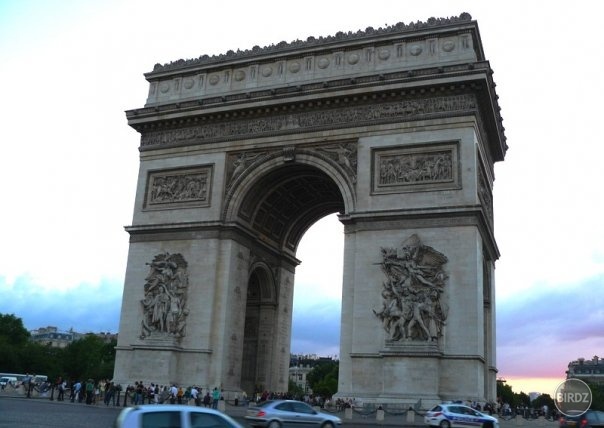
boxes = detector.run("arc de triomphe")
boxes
[114,13,506,406]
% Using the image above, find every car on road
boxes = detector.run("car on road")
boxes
[113,404,244,428]
[559,410,604,428]
[0,376,18,388]
[424,403,499,428]
[246,400,342,428]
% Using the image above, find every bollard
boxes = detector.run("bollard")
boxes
[345,407,353,420]
[515,416,524,426]
[407,408,416,424]
[218,400,226,412]
[376,409,385,421]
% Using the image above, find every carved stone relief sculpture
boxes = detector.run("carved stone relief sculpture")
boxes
[373,234,449,342]
[316,142,358,184]
[140,252,189,339]
[145,166,212,209]
[379,150,452,185]
[373,143,459,194]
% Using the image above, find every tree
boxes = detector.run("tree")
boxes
[532,393,555,413]
[497,379,516,407]
[288,379,304,398]
[0,313,31,372]
[306,360,338,398]
[588,383,604,411]
[62,335,116,382]
[0,313,30,345]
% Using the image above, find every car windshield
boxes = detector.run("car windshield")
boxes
[257,400,277,408]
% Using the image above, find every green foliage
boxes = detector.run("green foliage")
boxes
[0,313,117,383]
[496,380,533,408]
[497,380,516,406]
[63,334,116,382]
[531,393,554,411]
[588,383,604,411]
[0,313,30,346]
[306,360,338,398]
[288,379,304,398]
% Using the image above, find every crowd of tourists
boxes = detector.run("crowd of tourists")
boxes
[5,376,227,408]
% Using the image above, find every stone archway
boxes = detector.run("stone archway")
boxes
[241,264,276,396]
[113,13,506,407]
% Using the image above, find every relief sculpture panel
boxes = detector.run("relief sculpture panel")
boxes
[140,252,189,340]
[373,143,459,194]
[145,166,212,209]
[373,234,449,343]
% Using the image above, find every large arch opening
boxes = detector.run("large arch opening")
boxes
[239,162,346,395]
[291,214,344,357]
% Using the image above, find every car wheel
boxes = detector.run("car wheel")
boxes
[268,421,281,428]
[439,420,451,428]
[483,423,493,428]
[321,422,335,428]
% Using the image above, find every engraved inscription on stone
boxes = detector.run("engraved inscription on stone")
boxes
[373,143,459,194]
[145,166,212,209]
[373,234,449,343]
[140,252,189,340]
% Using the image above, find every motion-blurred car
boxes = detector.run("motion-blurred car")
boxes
[559,410,604,428]
[113,404,244,428]
[246,400,342,428]
[424,403,499,428]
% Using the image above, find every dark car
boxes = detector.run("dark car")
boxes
[246,400,342,428]
[114,404,244,428]
[559,410,604,428]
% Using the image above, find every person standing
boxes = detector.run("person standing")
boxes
[57,379,66,401]
[212,387,220,409]
[85,379,94,404]
[190,386,199,406]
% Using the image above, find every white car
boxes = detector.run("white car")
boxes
[114,405,244,428]
[424,403,499,428]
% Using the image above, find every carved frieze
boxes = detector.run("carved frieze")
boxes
[225,142,358,191]
[140,252,189,340]
[372,142,459,194]
[315,142,358,184]
[477,161,493,224]
[225,151,270,192]
[140,94,477,149]
[373,235,449,343]
[144,166,212,210]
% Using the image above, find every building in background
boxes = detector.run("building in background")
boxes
[566,356,604,385]
[30,326,117,348]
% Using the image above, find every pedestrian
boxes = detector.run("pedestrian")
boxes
[212,387,220,409]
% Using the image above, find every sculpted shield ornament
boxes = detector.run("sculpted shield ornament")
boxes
[374,235,449,342]
[140,252,189,339]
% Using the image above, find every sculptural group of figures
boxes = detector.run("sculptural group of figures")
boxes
[373,234,449,342]
[379,151,452,186]
[150,174,208,204]
[140,253,190,339]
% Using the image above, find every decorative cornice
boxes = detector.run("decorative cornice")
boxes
[150,13,473,74]
[139,93,478,149]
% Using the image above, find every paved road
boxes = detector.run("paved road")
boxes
[0,393,560,428]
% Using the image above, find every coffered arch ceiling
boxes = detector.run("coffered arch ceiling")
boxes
[238,163,344,253]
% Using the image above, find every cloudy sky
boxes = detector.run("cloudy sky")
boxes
[1,0,603,396]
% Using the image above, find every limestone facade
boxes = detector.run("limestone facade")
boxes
[114,13,506,406]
